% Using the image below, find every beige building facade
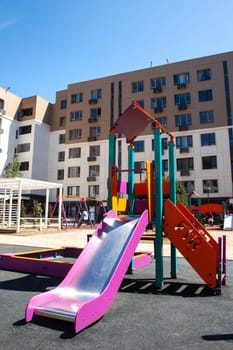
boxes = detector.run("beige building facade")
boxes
[1,51,233,210]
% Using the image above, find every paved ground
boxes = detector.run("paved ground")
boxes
[0,226,233,349]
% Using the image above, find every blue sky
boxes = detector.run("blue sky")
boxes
[1,0,233,102]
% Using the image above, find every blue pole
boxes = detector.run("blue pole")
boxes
[128,144,135,215]
[154,127,163,288]
[169,138,177,278]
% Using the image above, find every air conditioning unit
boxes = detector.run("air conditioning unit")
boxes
[154,107,163,113]
[180,169,190,176]
[177,83,187,89]
[178,104,188,110]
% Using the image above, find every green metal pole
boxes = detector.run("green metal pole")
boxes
[169,139,177,278]
[108,134,116,210]
[128,144,135,215]
[154,127,163,288]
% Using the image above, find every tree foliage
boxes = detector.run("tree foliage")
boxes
[4,153,22,178]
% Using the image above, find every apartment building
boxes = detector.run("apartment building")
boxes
[1,51,233,209]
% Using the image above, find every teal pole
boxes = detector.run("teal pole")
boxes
[169,139,177,278]
[108,134,116,210]
[154,127,163,288]
[128,144,135,215]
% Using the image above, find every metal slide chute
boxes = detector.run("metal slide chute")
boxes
[25,209,148,334]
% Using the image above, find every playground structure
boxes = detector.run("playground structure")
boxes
[108,102,226,291]
[51,196,107,229]
[0,102,227,334]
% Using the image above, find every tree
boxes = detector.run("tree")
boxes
[4,153,22,178]
[163,176,188,205]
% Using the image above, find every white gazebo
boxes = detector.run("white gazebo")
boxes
[0,178,63,232]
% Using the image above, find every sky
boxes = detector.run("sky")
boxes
[1,0,233,103]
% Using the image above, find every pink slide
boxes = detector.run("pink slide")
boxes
[25,209,148,334]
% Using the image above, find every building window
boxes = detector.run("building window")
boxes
[174,93,191,107]
[60,100,67,109]
[200,110,214,124]
[151,77,166,91]
[163,159,168,173]
[17,143,30,152]
[89,126,101,137]
[0,98,4,109]
[90,89,102,100]
[203,179,218,193]
[176,135,193,149]
[134,161,145,174]
[88,185,99,197]
[69,129,82,140]
[135,100,144,108]
[68,166,80,178]
[89,165,100,176]
[157,116,168,127]
[134,140,144,152]
[89,145,100,157]
[90,108,101,120]
[202,156,217,169]
[69,147,81,159]
[19,125,32,135]
[173,73,190,86]
[201,133,216,146]
[57,169,64,180]
[59,116,66,127]
[181,181,195,194]
[21,108,33,116]
[152,138,168,152]
[20,161,29,171]
[70,111,83,121]
[198,89,213,102]
[177,158,194,171]
[197,69,211,81]
[151,97,167,111]
[59,134,65,144]
[132,81,144,93]
[58,151,65,162]
[175,114,192,127]
[71,93,83,104]
[67,186,80,196]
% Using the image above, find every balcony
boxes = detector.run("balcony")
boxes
[178,104,188,110]
[154,107,163,113]
[180,169,190,176]
[87,156,97,162]
[89,98,98,104]
[87,176,96,182]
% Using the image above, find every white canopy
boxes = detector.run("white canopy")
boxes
[0,178,63,232]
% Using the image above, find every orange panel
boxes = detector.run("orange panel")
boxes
[162,181,170,195]
[199,203,223,214]
[164,200,218,289]
[134,183,148,196]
